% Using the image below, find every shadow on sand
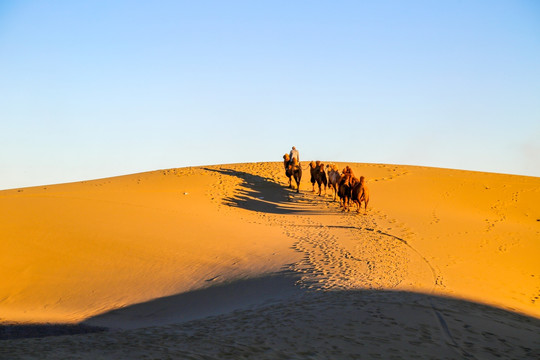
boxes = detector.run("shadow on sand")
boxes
[0,272,303,340]
[0,323,107,341]
[83,271,304,330]
[203,167,335,215]
[3,283,539,360]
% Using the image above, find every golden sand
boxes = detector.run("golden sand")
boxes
[1,162,539,358]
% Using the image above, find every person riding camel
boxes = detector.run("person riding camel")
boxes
[289,146,300,167]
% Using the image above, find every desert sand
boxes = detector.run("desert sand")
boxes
[1,162,539,359]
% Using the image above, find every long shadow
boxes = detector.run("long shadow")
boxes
[0,323,106,340]
[0,271,303,340]
[204,167,323,215]
[4,285,540,359]
[81,271,304,331]
[0,270,301,340]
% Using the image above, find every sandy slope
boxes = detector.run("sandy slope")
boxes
[1,162,539,358]
[0,164,301,324]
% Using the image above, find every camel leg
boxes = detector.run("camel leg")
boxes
[364,199,369,215]
[358,194,368,215]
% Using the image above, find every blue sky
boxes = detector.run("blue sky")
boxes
[1,1,539,189]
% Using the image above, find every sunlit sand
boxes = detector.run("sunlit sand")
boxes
[1,162,539,358]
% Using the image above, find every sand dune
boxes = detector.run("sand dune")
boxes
[1,162,539,358]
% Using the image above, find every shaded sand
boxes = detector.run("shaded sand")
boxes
[85,272,304,330]
[3,291,539,359]
[1,162,539,358]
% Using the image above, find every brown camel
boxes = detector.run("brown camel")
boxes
[351,176,370,214]
[326,164,340,201]
[283,154,293,188]
[309,161,328,196]
[290,158,302,193]
[337,166,360,211]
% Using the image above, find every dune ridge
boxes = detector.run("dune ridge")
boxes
[1,162,539,358]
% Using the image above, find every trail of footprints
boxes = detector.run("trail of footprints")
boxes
[202,162,423,292]
[286,211,411,292]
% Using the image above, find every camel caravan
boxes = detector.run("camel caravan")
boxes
[282,152,370,215]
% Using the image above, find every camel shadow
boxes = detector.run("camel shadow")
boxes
[203,167,316,215]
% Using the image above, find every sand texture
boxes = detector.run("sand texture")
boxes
[1,162,539,359]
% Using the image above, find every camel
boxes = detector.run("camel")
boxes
[309,161,317,192]
[343,165,355,178]
[351,176,370,214]
[309,161,328,196]
[326,164,340,201]
[337,173,352,211]
[290,158,302,193]
[283,154,302,193]
[283,154,293,188]
[338,166,359,211]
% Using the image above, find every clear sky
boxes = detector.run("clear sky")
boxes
[1,1,539,189]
